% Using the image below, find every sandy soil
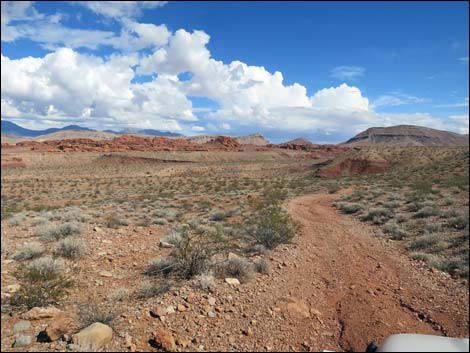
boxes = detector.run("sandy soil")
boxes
[2,192,468,352]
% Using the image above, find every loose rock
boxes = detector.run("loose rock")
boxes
[72,322,113,351]
[153,328,176,352]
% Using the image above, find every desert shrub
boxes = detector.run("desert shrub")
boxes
[55,238,87,259]
[217,257,254,283]
[424,223,442,233]
[327,183,341,194]
[441,198,453,206]
[1,238,4,254]
[410,252,438,263]
[246,192,298,249]
[448,215,469,230]
[105,215,129,229]
[360,207,392,225]
[383,221,406,240]
[138,280,171,298]
[383,200,401,209]
[36,222,83,241]
[145,256,180,276]
[408,234,440,251]
[254,259,271,274]
[11,242,45,261]
[27,256,65,278]
[249,244,267,255]
[146,224,224,279]
[8,213,26,226]
[62,209,90,223]
[395,214,409,223]
[196,273,216,292]
[410,180,434,196]
[107,287,130,303]
[337,202,364,214]
[153,218,168,225]
[160,229,182,246]
[211,210,227,222]
[414,206,438,218]
[441,208,459,219]
[79,304,117,329]
[11,257,72,309]
[31,217,48,226]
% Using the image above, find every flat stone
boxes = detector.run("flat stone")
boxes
[99,270,113,277]
[22,307,62,320]
[153,328,176,352]
[159,241,174,248]
[4,284,21,293]
[13,320,31,334]
[225,278,240,286]
[44,313,76,341]
[13,335,32,347]
[72,322,113,351]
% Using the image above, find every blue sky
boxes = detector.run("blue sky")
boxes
[1,1,468,143]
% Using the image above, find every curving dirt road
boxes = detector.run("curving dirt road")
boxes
[177,193,468,352]
[280,193,469,351]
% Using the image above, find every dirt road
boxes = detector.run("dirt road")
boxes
[279,193,469,351]
[177,193,469,352]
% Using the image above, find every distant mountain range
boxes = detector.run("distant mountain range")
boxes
[2,120,468,147]
[1,120,92,137]
[343,125,469,147]
[1,120,183,138]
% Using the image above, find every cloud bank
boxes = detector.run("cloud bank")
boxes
[1,1,468,141]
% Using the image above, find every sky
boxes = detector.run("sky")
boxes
[1,1,469,143]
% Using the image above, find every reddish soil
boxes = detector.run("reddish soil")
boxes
[318,157,389,176]
[277,142,348,156]
[150,193,468,352]
[1,193,468,352]
[1,136,349,158]
[1,157,26,169]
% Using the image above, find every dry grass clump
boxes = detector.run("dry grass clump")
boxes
[55,238,87,259]
[337,202,364,214]
[217,257,254,283]
[36,222,83,241]
[11,242,45,261]
[139,280,171,298]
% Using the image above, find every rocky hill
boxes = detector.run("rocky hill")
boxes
[343,125,469,147]
[187,133,270,146]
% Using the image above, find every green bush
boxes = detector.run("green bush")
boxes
[360,207,392,225]
[11,257,73,309]
[146,224,225,279]
[415,206,438,218]
[337,202,364,214]
[448,215,469,230]
[383,221,406,240]
[246,193,299,249]
[138,280,171,298]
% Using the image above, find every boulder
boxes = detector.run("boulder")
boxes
[13,320,31,334]
[282,297,310,319]
[43,313,76,341]
[12,335,32,347]
[159,241,174,248]
[72,322,113,351]
[153,328,176,352]
[4,284,21,293]
[21,307,62,320]
[225,278,240,286]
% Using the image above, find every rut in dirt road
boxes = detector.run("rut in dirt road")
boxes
[282,194,469,351]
